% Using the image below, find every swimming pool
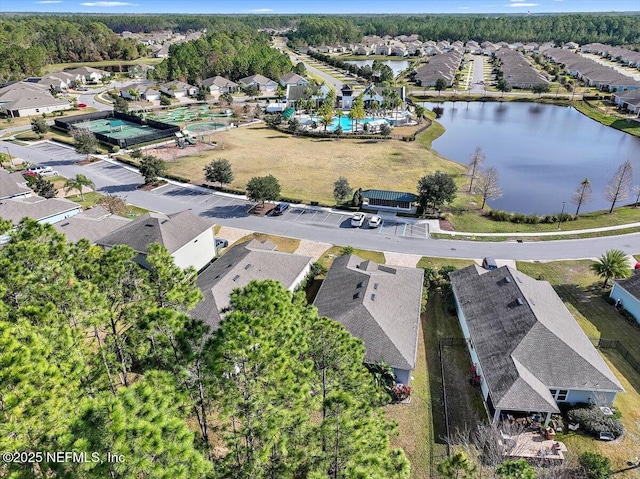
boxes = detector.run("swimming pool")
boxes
[311,115,390,132]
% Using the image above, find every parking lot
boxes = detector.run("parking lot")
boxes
[272,207,429,239]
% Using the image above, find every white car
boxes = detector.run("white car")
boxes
[351,212,366,228]
[368,215,382,228]
[26,165,53,175]
[39,170,59,177]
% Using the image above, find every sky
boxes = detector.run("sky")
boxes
[1,0,639,14]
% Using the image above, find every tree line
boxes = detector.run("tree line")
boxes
[0,220,409,479]
[0,18,144,82]
[288,14,640,46]
[152,30,293,85]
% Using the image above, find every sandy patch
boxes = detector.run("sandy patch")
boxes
[294,239,333,262]
[384,252,422,268]
[216,226,254,245]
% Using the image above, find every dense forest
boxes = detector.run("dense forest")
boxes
[0,18,145,81]
[288,14,640,46]
[152,31,293,84]
[0,220,408,479]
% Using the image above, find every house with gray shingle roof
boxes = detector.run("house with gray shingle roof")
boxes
[238,74,278,93]
[279,72,309,88]
[450,265,624,425]
[191,239,312,331]
[0,197,82,243]
[201,76,238,96]
[53,205,131,244]
[0,170,32,200]
[96,210,215,271]
[314,254,423,385]
[609,271,640,324]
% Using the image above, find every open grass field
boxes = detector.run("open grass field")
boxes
[43,57,163,74]
[446,205,640,234]
[65,191,147,217]
[516,260,640,471]
[166,124,465,206]
[233,232,300,253]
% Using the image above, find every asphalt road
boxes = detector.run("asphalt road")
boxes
[2,140,638,261]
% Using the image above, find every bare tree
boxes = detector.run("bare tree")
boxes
[572,178,593,216]
[468,147,486,192]
[473,167,502,209]
[604,160,633,214]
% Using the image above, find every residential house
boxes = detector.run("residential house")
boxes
[53,205,131,243]
[96,211,215,272]
[413,50,463,87]
[201,76,238,96]
[153,45,170,59]
[65,67,109,83]
[128,63,155,78]
[0,81,71,117]
[0,197,81,226]
[449,265,624,425]
[495,48,549,89]
[609,271,640,323]
[0,170,32,200]
[613,89,640,115]
[279,72,309,88]
[191,239,312,331]
[314,254,423,385]
[38,72,80,91]
[141,87,161,102]
[159,81,199,98]
[360,189,417,213]
[376,45,392,56]
[238,74,278,93]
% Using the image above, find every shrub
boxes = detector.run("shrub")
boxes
[511,213,526,224]
[579,451,611,479]
[567,406,624,438]
[390,384,412,402]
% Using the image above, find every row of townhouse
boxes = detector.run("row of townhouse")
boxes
[545,48,640,92]
[495,48,549,89]
[412,50,464,87]
[581,43,640,69]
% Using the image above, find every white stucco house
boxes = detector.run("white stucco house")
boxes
[159,81,199,98]
[96,210,215,272]
[609,271,640,324]
[449,265,624,425]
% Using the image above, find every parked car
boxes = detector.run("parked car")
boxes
[351,212,366,228]
[215,238,229,253]
[482,257,498,270]
[39,170,59,177]
[26,165,53,175]
[368,215,382,228]
[272,202,290,216]
[599,431,615,441]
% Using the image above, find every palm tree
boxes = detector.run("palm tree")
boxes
[590,249,632,288]
[64,174,95,201]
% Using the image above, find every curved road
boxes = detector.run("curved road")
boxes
[1,140,638,261]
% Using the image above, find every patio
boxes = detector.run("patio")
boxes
[502,430,567,465]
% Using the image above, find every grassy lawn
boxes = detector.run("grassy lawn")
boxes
[417,257,475,270]
[431,225,640,242]
[233,232,300,253]
[446,205,640,234]
[573,101,640,138]
[515,260,640,470]
[165,124,465,205]
[65,191,148,217]
[317,245,386,271]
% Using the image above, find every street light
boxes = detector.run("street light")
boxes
[3,146,13,169]
[558,201,566,229]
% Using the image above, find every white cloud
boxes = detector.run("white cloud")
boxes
[80,1,137,6]
[505,2,538,6]
[250,8,273,12]
[37,1,62,3]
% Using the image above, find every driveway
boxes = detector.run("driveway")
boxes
[1,139,638,261]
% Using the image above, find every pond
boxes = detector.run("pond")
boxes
[421,101,640,214]
[345,59,411,78]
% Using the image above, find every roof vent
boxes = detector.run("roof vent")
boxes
[60,222,70,227]
[353,291,361,299]
[374,283,379,290]
[516,297,524,306]
[233,275,240,282]
[371,294,376,301]
[356,281,363,288]
[505,277,511,283]
[244,263,252,270]
[144,223,154,227]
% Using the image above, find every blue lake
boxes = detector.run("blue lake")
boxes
[421,101,640,214]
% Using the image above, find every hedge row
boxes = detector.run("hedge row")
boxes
[486,209,576,224]
[567,406,624,437]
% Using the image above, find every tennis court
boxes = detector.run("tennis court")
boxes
[73,118,155,140]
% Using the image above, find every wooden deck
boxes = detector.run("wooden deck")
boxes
[502,431,567,464]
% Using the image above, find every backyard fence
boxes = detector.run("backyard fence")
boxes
[591,337,640,376]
